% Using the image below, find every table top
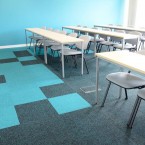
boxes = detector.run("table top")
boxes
[26,28,83,44]
[94,25,145,33]
[63,26,138,39]
[96,51,145,75]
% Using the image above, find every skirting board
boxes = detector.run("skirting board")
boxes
[0,43,32,49]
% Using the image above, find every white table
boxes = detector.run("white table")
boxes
[25,28,84,78]
[94,25,145,33]
[96,51,145,103]
[63,26,139,52]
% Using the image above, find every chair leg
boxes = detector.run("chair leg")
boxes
[98,44,102,52]
[118,87,122,99]
[124,88,128,100]
[29,38,32,49]
[107,45,110,51]
[71,55,77,68]
[138,41,142,51]
[96,43,100,52]
[113,47,116,51]
[127,96,142,128]
[83,57,89,74]
[101,81,111,107]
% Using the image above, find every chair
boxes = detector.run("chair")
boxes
[59,35,91,73]
[138,35,145,50]
[96,28,114,52]
[96,34,111,52]
[99,30,125,52]
[127,88,145,128]
[114,30,125,33]
[89,27,105,52]
[58,30,67,35]
[35,29,61,54]
[48,27,53,30]
[29,26,46,49]
[113,31,141,51]
[74,25,81,36]
[80,26,88,35]
[50,33,78,57]
[101,72,145,107]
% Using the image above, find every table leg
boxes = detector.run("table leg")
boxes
[122,38,125,50]
[96,57,100,103]
[61,44,65,78]
[43,38,47,64]
[33,33,36,55]
[25,30,28,48]
[81,42,84,75]
[94,34,96,54]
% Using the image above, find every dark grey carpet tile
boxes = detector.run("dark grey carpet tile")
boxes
[13,50,32,57]
[64,76,95,91]
[20,60,41,66]
[0,108,137,145]
[40,83,74,98]
[57,107,137,145]
[0,121,65,145]
[0,58,18,63]
[0,75,6,83]
[15,100,59,123]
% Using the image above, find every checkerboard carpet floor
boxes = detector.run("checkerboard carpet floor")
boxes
[0,47,145,145]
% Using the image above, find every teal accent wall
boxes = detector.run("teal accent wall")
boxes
[0,0,125,46]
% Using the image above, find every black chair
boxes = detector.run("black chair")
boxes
[127,88,145,128]
[101,72,145,107]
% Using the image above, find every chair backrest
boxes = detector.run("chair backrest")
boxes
[102,28,111,31]
[53,29,60,33]
[126,31,141,46]
[116,24,122,26]
[99,34,108,41]
[47,28,53,31]
[80,26,88,35]
[111,30,125,42]
[74,25,81,34]
[76,35,91,50]
[114,29,125,33]
[59,30,67,35]
[89,27,98,37]
[127,31,142,36]
[68,33,77,38]
[41,26,46,29]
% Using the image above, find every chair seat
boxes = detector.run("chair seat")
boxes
[99,41,114,46]
[113,44,135,50]
[51,45,69,51]
[45,40,60,47]
[140,36,145,41]
[29,35,43,41]
[90,37,104,42]
[137,88,145,100]
[60,49,81,56]
[106,72,145,89]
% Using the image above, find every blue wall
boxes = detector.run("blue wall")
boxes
[0,0,125,46]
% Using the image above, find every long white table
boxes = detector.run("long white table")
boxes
[25,28,84,78]
[96,51,145,103]
[63,26,139,52]
[94,25,145,33]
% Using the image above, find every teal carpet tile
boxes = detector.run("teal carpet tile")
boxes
[49,93,91,114]
[0,106,20,129]
[17,56,36,61]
